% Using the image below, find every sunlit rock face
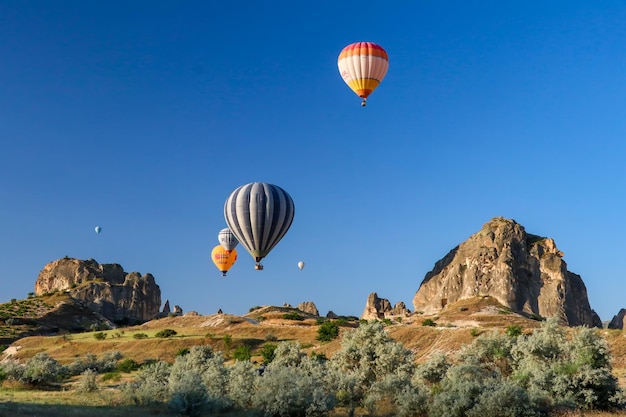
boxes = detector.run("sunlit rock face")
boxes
[412,217,601,328]
[35,257,161,323]
[361,292,411,321]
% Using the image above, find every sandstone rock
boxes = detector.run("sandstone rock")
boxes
[361,293,411,321]
[34,258,161,323]
[412,217,601,327]
[326,311,338,319]
[297,301,319,316]
[162,300,171,314]
[173,305,183,315]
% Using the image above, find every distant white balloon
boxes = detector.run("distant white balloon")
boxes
[297,261,305,270]
[218,228,238,252]
[95,226,102,234]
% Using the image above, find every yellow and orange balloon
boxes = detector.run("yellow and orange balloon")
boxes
[211,245,237,277]
[337,42,389,106]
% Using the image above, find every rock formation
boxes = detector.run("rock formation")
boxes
[608,309,626,329]
[297,301,319,316]
[362,292,411,321]
[34,257,161,323]
[412,217,601,327]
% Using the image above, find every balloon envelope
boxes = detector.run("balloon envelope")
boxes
[298,261,305,270]
[224,182,295,263]
[337,42,389,105]
[211,246,237,276]
[218,228,239,251]
[95,226,101,234]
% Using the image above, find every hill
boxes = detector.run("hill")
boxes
[5,295,626,378]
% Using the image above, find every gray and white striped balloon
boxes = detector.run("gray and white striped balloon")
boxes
[218,227,238,251]
[224,182,295,263]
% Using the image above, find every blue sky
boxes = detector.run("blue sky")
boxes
[1,1,626,321]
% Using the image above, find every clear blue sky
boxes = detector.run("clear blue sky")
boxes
[2,1,626,321]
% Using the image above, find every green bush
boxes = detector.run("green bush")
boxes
[317,320,340,342]
[155,329,177,338]
[93,332,107,340]
[222,334,232,349]
[133,332,148,339]
[176,348,190,357]
[101,371,121,382]
[261,344,277,365]
[422,318,437,327]
[282,312,304,321]
[233,345,252,362]
[117,358,140,373]
[506,324,523,337]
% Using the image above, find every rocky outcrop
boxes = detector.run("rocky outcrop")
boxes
[34,258,161,323]
[608,309,626,329]
[412,217,601,327]
[362,292,411,321]
[297,301,319,316]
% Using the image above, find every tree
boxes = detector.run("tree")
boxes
[328,321,415,416]
[317,321,340,342]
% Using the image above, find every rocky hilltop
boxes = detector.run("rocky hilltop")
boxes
[412,217,601,327]
[34,257,161,323]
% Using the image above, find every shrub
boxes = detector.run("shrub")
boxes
[422,318,437,327]
[133,332,148,339]
[101,371,121,382]
[227,360,258,409]
[252,360,333,417]
[155,329,177,338]
[382,318,393,326]
[470,328,481,337]
[506,324,523,337]
[122,361,171,405]
[233,345,252,362]
[222,334,232,349]
[93,332,107,340]
[117,358,140,373]
[176,348,190,357]
[264,332,277,341]
[317,321,340,342]
[283,312,304,321]
[329,322,415,416]
[21,352,65,386]
[76,368,98,393]
[261,344,277,365]
[168,370,208,416]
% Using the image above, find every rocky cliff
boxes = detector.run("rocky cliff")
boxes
[412,217,601,327]
[362,293,411,321]
[34,258,161,323]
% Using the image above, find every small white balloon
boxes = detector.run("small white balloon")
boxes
[297,261,305,270]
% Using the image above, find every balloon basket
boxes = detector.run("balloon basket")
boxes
[254,263,264,271]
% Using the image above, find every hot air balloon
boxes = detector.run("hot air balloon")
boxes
[224,182,295,270]
[337,42,389,106]
[95,226,102,234]
[218,228,238,252]
[297,261,305,270]
[211,245,237,276]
